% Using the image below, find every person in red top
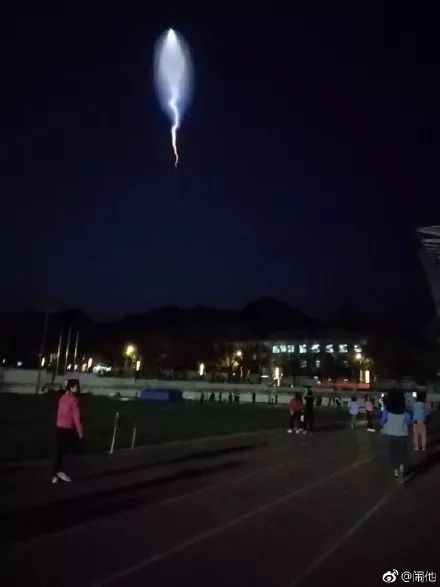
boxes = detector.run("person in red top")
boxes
[287,392,305,435]
[52,378,83,484]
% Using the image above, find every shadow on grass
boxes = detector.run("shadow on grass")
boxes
[2,459,244,544]
[81,443,268,481]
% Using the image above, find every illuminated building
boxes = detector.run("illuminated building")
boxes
[221,332,368,383]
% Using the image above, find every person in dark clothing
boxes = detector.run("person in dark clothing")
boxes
[382,390,411,483]
[304,389,315,433]
[364,395,375,432]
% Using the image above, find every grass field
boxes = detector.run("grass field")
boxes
[0,393,293,463]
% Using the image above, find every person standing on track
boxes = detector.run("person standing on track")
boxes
[365,395,375,432]
[52,378,83,484]
[381,390,411,483]
[304,388,315,434]
[287,392,305,435]
[412,391,427,452]
[348,396,359,429]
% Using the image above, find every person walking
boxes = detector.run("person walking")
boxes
[381,390,411,483]
[287,392,305,434]
[348,396,359,429]
[52,378,83,484]
[412,391,427,452]
[365,395,375,432]
[304,388,315,434]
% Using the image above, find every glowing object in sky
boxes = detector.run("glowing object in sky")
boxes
[153,28,193,167]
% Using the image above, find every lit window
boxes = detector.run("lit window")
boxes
[311,344,320,353]
[299,344,307,354]
[279,345,287,353]
[326,344,334,353]
[272,345,280,354]
[339,344,348,353]
[300,360,307,368]
[354,344,362,354]
[316,359,321,368]
[287,344,295,353]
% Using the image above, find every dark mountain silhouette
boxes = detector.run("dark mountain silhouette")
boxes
[117,304,236,331]
[0,299,318,364]
[0,300,435,377]
[240,297,318,335]
[329,303,427,341]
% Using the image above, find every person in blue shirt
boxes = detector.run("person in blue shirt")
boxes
[348,396,359,429]
[412,391,427,451]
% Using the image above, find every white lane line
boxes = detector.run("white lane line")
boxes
[289,487,396,587]
[89,456,376,587]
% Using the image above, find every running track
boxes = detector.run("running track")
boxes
[1,418,439,586]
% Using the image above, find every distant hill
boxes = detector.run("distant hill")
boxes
[0,299,319,363]
[239,297,318,336]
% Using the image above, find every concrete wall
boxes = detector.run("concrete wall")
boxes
[1,369,440,407]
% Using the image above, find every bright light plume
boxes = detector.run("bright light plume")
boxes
[153,28,193,167]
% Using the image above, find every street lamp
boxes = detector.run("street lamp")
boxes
[354,352,363,383]
[274,366,281,387]
[124,343,137,361]
[125,344,137,358]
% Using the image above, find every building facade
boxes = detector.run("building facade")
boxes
[218,332,369,385]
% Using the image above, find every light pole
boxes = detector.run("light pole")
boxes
[35,312,49,394]
[51,329,63,384]
[355,352,363,383]
[73,331,79,371]
[64,325,72,373]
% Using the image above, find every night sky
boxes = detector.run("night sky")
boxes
[2,3,439,320]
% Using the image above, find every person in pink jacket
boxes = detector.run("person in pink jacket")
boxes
[52,379,83,484]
